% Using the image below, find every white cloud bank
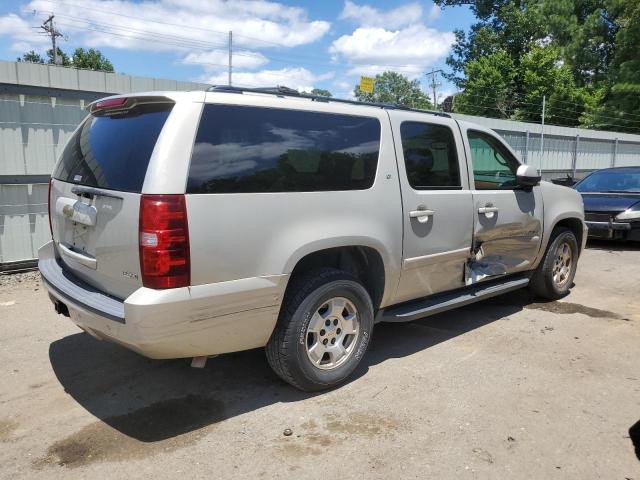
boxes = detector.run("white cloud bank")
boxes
[331,1,454,81]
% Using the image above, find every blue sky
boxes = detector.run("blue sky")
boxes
[0,0,474,100]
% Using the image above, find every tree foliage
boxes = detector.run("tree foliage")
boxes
[354,71,433,109]
[18,47,114,72]
[71,48,114,72]
[17,50,45,63]
[435,0,639,133]
[309,88,332,97]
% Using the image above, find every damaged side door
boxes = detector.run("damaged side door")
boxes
[460,127,543,284]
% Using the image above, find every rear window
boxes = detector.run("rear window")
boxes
[53,103,173,193]
[187,104,381,193]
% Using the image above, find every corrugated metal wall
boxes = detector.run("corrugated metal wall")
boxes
[455,113,640,180]
[1,60,640,267]
[0,60,207,268]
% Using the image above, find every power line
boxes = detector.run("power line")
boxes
[452,91,640,134]
[456,91,640,127]
[49,0,301,50]
[47,11,450,71]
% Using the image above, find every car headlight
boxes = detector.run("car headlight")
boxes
[615,209,640,221]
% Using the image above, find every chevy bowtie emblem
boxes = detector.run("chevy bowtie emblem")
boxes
[62,205,74,218]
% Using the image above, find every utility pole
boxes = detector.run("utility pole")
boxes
[228,30,232,86]
[40,15,63,65]
[539,95,546,157]
[426,68,443,108]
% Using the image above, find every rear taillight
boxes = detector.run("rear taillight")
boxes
[48,177,53,237]
[139,194,190,289]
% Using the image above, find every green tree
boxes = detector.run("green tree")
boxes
[435,0,638,132]
[17,50,45,63]
[435,1,546,87]
[18,47,114,72]
[581,0,640,133]
[309,88,332,97]
[71,48,114,72]
[46,47,71,66]
[454,50,516,118]
[516,47,587,125]
[354,71,433,109]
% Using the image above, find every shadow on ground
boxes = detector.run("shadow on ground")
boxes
[586,239,640,252]
[49,290,533,444]
[630,420,640,461]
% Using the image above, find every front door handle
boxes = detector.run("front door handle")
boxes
[409,208,435,223]
[478,206,499,214]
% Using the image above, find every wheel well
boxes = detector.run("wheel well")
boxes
[554,218,584,252]
[289,246,385,310]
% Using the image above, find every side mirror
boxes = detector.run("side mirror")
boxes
[516,164,541,187]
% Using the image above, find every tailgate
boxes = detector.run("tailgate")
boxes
[49,98,174,299]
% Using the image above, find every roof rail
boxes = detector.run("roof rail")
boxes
[207,85,451,118]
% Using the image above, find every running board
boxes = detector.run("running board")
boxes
[377,275,530,323]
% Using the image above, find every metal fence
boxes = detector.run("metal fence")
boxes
[453,113,640,181]
[1,60,640,267]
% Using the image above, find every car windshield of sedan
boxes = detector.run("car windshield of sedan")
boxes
[575,170,640,193]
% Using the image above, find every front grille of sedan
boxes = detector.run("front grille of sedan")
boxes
[585,212,614,223]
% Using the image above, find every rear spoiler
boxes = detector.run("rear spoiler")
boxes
[87,95,175,116]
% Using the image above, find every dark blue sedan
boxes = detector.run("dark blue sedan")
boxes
[575,166,640,240]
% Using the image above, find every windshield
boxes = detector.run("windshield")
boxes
[575,170,640,193]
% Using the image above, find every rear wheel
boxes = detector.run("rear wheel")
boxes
[530,227,579,299]
[266,268,374,391]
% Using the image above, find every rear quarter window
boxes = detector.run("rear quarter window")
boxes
[53,103,172,193]
[187,104,381,193]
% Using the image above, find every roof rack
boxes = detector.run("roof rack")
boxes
[207,85,451,118]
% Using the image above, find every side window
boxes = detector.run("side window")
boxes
[467,130,520,189]
[187,105,381,193]
[400,122,461,189]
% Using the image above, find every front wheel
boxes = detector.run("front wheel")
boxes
[529,227,579,300]
[266,268,374,391]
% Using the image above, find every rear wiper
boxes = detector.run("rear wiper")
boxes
[71,185,123,199]
[605,190,640,194]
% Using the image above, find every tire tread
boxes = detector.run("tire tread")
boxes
[266,268,361,390]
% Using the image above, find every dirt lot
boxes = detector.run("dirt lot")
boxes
[0,241,639,479]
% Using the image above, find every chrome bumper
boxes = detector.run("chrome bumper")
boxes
[585,220,631,231]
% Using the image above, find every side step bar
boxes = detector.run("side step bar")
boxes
[377,275,530,323]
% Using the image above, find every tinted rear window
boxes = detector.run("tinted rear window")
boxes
[187,104,381,193]
[53,103,172,193]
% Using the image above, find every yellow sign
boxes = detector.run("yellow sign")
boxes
[359,76,374,94]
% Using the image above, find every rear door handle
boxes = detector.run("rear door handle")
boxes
[409,209,435,223]
[57,242,97,270]
[478,206,499,214]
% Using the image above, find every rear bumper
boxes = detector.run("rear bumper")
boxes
[38,241,287,359]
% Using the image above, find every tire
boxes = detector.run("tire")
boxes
[266,268,374,391]
[529,227,579,300]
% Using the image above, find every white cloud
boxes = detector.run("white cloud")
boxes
[183,50,268,70]
[0,13,49,52]
[204,67,334,91]
[427,4,441,22]
[3,0,330,53]
[339,0,422,29]
[330,24,455,79]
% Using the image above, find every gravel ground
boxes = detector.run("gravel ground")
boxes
[0,242,638,479]
[0,270,40,288]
